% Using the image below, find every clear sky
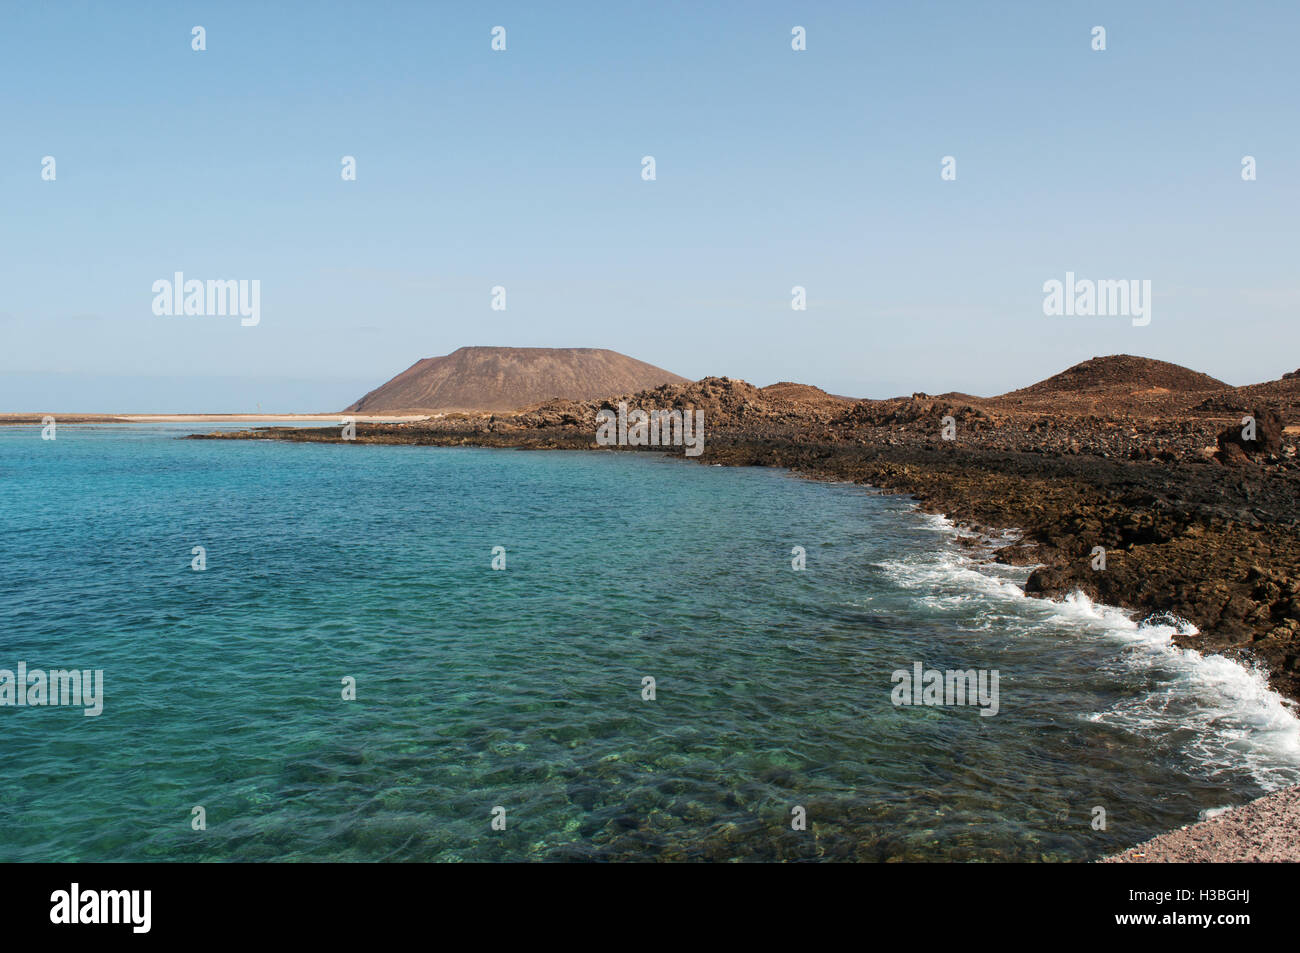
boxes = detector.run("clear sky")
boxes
[2,1,1297,411]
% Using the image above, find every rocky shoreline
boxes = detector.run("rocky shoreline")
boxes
[190,366,1300,709]
[185,365,1300,863]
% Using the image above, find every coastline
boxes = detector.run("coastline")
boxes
[186,414,1300,708]
[180,407,1300,861]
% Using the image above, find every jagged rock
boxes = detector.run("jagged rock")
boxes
[1216,407,1283,463]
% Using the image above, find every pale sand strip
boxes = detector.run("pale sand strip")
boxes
[0,414,433,424]
[116,414,432,423]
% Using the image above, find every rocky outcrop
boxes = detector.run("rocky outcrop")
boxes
[1215,406,1283,464]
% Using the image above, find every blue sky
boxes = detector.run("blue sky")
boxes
[2,1,1297,411]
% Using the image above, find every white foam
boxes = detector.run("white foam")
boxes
[878,550,1031,602]
[1089,612,1300,789]
[918,513,962,534]
[880,523,1300,791]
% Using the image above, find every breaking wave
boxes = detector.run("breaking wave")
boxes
[879,517,1300,791]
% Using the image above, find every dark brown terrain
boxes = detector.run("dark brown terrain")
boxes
[345,346,689,414]
[196,354,1300,707]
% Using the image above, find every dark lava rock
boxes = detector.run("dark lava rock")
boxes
[1216,407,1283,463]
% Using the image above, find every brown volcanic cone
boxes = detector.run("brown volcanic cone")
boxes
[991,354,1227,414]
[346,346,690,414]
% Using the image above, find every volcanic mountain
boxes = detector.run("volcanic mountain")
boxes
[345,347,691,414]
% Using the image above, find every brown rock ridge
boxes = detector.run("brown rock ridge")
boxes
[990,354,1228,414]
[510,377,855,434]
[345,346,690,415]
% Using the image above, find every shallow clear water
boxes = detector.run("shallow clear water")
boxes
[1,425,1297,861]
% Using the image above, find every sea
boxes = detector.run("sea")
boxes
[1,423,1297,861]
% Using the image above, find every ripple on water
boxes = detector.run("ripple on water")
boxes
[0,428,1297,861]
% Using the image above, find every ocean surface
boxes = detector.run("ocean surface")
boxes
[1,424,1298,862]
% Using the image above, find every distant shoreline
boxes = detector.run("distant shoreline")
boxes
[0,413,431,424]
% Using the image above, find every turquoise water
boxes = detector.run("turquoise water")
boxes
[1,424,1298,862]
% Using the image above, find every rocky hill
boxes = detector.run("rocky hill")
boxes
[993,355,1227,413]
